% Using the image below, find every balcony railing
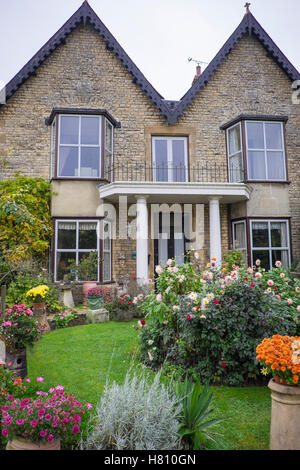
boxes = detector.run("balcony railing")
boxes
[104,162,245,184]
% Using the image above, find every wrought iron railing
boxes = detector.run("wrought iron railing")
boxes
[104,161,245,184]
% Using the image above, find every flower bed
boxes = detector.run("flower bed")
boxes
[136,257,300,386]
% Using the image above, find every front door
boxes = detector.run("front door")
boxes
[154,212,187,269]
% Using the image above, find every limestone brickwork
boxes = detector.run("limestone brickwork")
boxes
[0,20,299,280]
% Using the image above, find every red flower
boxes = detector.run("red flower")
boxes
[214,299,220,305]
[196,306,200,311]
[274,286,278,291]
[140,320,146,326]
[250,283,255,288]
[243,277,248,281]
[221,362,227,368]
[186,315,192,321]
[127,302,133,305]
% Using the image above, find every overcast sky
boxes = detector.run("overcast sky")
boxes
[1,0,300,100]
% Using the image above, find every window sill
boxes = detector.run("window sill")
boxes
[245,180,291,185]
[51,177,109,182]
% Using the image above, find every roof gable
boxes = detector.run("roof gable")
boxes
[168,12,300,124]
[3,1,172,121]
[2,5,299,125]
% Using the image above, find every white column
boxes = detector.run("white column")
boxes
[209,198,222,265]
[136,196,149,286]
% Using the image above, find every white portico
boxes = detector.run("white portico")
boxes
[98,181,251,286]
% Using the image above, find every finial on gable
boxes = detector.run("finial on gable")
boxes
[244,2,251,14]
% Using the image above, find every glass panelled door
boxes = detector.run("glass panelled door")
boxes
[154,212,187,269]
[152,137,188,182]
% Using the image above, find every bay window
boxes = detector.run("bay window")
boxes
[49,112,115,179]
[250,219,290,270]
[246,121,286,181]
[225,117,287,182]
[54,219,112,282]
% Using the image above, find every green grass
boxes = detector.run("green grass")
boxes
[27,321,271,450]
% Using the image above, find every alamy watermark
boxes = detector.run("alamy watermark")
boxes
[96,197,205,251]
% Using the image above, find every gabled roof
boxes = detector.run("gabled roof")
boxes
[2,4,300,126]
[168,11,300,125]
[2,1,172,122]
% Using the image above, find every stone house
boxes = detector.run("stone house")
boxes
[0,2,299,289]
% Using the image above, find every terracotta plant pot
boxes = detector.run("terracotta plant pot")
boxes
[82,282,98,306]
[6,437,60,450]
[33,303,50,333]
[268,378,300,450]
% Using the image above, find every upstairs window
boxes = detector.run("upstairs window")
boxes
[227,123,244,182]
[245,121,286,181]
[152,137,188,182]
[51,113,114,179]
[225,118,287,182]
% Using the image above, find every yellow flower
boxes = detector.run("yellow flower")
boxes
[261,367,268,376]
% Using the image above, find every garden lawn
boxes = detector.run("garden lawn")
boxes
[27,321,271,450]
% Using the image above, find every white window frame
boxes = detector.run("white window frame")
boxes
[152,136,188,182]
[226,122,244,182]
[232,220,248,263]
[54,219,100,282]
[102,220,112,282]
[250,219,291,269]
[57,114,108,179]
[104,118,114,181]
[245,120,287,181]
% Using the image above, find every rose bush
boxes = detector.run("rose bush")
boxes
[137,257,300,386]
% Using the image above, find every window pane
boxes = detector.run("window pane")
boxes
[172,140,186,182]
[271,222,288,247]
[105,120,113,151]
[80,147,100,177]
[252,222,269,247]
[267,152,285,180]
[103,223,110,251]
[56,252,76,281]
[103,252,111,282]
[229,153,243,182]
[248,151,266,179]
[81,117,99,145]
[272,250,289,268]
[78,252,98,281]
[59,147,78,177]
[252,250,270,270]
[154,140,168,181]
[234,222,246,250]
[104,149,112,180]
[246,122,264,149]
[79,222,97,249]
[265,123,283,150]
[57,222,76,249]
[60,116,79,145]
[228,125,241,155]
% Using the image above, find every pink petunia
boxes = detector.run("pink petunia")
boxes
[72,424,80,434]
[40,430,48,437]
[47,434,54,442]
[30,420,38,428]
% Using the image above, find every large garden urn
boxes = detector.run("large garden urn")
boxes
[268,378,300,450]
[6,437,60,450]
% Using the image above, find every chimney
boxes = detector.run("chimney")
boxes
[192,65,201,85]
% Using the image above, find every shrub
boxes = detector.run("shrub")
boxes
[109,294,137,322]
[0,304,41,353]
[82,368,181,450]
[52,311,79,329]
[137,260,300,386]
[6,270,63,313]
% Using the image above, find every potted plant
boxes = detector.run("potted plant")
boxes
[68,252,100,306]
[0,304,41,378]
[25,285,50,332]
[86,287,105,310]
[25,285,49,311]
[256,335,300,450]
[1,385,92,450]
